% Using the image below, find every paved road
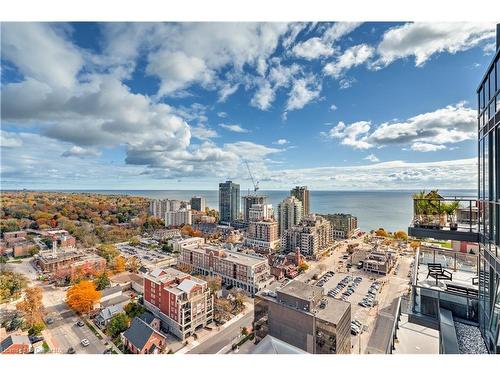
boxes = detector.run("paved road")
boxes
[187,312,253,354]
[42,285,107,354]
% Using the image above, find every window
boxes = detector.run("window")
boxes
[480,86,484,109]
[490,68,496,97]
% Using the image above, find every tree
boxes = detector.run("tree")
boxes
[112,256,126,273]
[16,286,45,327]
[94,271,111,291]
[97,244,119,263]
[176,263,193,274]
[394,231,408,241]
[129,236,141,246]
[126,256,141,273]
[410,241,421,251]
[298,261,309,273]
[67,280,101,315]
[205,275,222,294]
[107,313,130,338]
[0,271,28,302]
[28,321,45,336]
[375,228,389,237]
[241,327,249,336]
[124,302,145,319]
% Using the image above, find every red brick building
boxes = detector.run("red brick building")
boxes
[143,268,213,340]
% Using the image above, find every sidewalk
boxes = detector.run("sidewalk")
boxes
[175,302,253,354]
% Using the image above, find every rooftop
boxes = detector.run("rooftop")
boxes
[249,335,307,354]
[278,280,321,302]
[185,244,267,267]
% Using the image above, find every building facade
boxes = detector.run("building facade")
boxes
[245,220,280,252]
[248,203,274,222]
[277,196,303,236]
[253,280,351,354]
[242,195,267,222]
[323,213,359,239]
[281,214,332,259]
[190,196,206,212]
[143,268,213,340]
[179,243,272,295]
[219,180,240,225]
[149,199,189,219]
[477,24,500,354]
[165,208,192,227]
[290,186,310,216]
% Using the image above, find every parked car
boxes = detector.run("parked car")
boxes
[67,347,76,354]
[76,321,84,327]
[45,317,54,325]
[81,339,90,347]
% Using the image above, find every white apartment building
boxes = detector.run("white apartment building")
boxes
[248,203,274,222]
[277,196,303,236]
[165,208,192,227]
[281,214,332,259]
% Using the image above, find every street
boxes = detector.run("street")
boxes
[187,311,253,354]
[42,285,108,354]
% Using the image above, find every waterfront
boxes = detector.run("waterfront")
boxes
[17,189,476,232]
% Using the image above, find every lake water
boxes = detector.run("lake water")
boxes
[36,189,476,233]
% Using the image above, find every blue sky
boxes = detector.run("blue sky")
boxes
[0,22,496,190]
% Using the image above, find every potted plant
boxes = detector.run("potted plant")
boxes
[444,201,459,230]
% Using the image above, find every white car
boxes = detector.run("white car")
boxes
[81,339,90,347]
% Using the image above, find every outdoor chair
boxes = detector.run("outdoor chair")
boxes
[426,263,453,285]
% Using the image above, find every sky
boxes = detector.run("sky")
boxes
[0,22,497,191]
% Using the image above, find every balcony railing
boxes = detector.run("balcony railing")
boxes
[409,195,480,242]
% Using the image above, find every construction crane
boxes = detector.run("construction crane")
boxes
[244,160,259,193]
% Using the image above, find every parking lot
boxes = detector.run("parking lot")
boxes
[295,241,414,353]
[116,241,176,268]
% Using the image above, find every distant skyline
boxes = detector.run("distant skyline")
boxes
[1,22,496,191]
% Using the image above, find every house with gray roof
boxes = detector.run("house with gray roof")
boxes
[121,316,167,354]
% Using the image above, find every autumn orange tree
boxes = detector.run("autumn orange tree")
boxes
[113,255,126,273]
[67,280,101,315]
[16,286,45,327]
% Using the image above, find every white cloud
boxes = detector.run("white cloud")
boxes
[218,123,249,133]
[251,80,275,110]
[274,139,289,145]
[218,83,240,102]
[217,112,228,118]
[261,158,477,190]
[410,143,447,152]
[1,23,84,89]
[324,44,374,79]
[191,125,218,140]
[330,104,338,111]
[61,146,102,158]
[373,22,496,68]
[285,76,322,111]
[292,37,335,60]
[291,22,362,60]
[364,154,380,162]
[323,103,476,151]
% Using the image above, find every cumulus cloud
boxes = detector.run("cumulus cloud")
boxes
[285,76,322,111]
[410,143,447,152]
[292,37,335,60]
[218,123,249,133]
[372,22,496,68]
[292,22,361,60]
[61,146,101,158]
[364,154,380,162]
[324,44,374,79]
[1,23,84,89]
[0,23,285,182]
[273,139,289,145]
[322,103,476,151]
